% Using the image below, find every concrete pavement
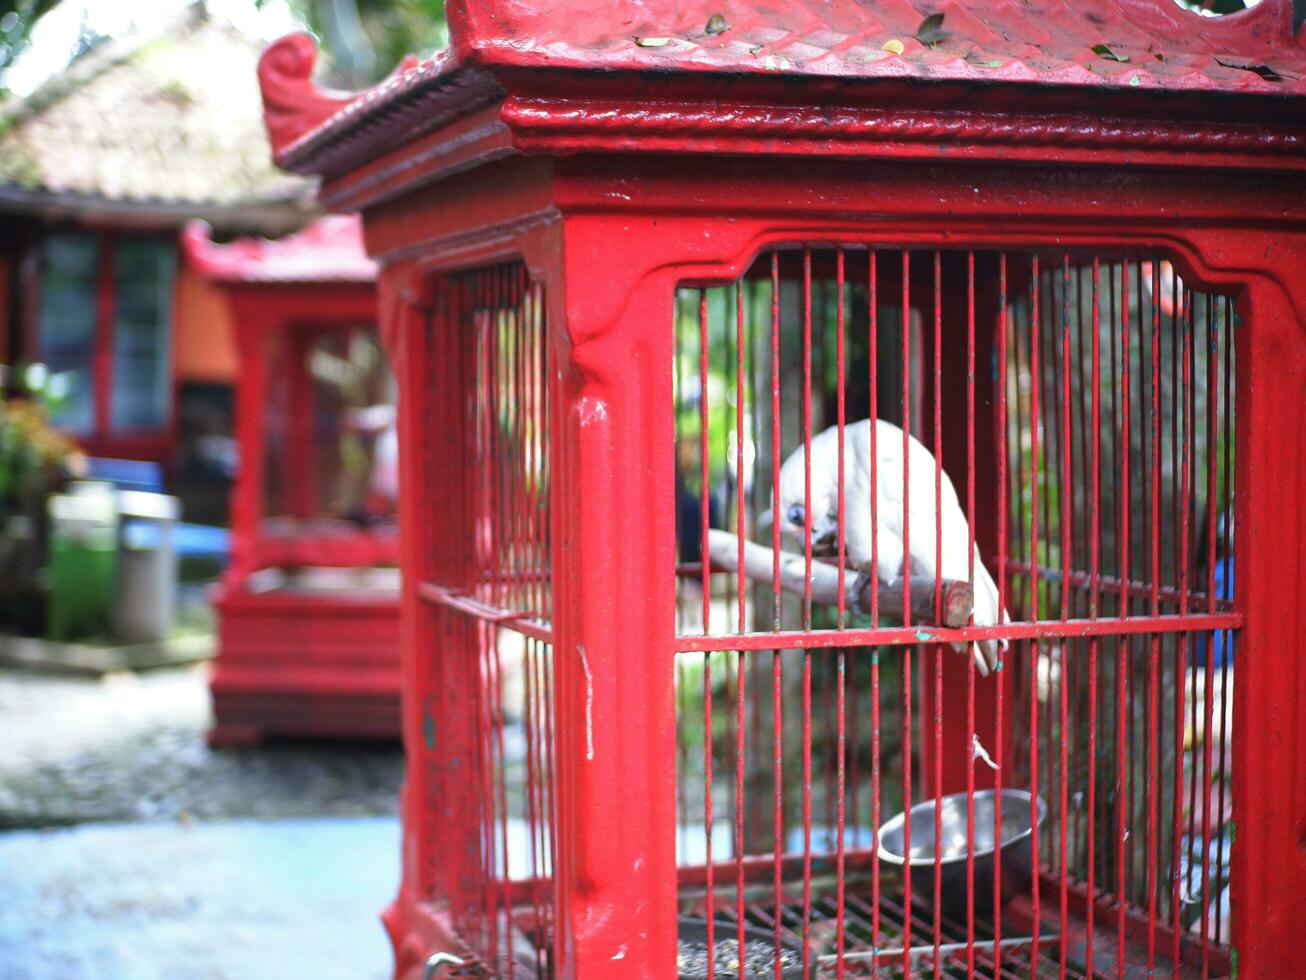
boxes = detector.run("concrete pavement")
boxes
[0,816,399,980]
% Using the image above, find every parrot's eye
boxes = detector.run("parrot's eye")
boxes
[787,504,805,527]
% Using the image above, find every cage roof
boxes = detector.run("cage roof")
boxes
[182,214,375,285]
[264,0,1306,181]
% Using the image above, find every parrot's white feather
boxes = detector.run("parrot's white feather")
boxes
[776,418,1008,675]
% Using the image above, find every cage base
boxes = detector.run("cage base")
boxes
[404,870,1231,978]
[209,586,401,742]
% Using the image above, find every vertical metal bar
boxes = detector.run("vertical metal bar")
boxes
[747,288,765,844]
[1171,265,1182,610]
[1147,259,1162,972]
[837,250,847,629]
[1086,256,1101,978]
[724,292,736,673]
[868,249,882,974]
[1212,294,1234,951]
[479,640,496,959]
[931,249,944,980]
[900,248,914,978]
[701,286,713,632]
[699,288,715,978]
[1028,256,1043,977]
[1010,292,1030,789]
[1186,306,1205,898]
[542,278,554,624]
[1037,268,1057,632]
[1197,292,1216,978]
[1073,268,1091,901]
[1038,268,1055,873]
[835,250,848,978]
[993,252,1008,978]
[540,277,557,945]
[490,269,504,614]
[1076,266,1092,620]
[516,273,530,622]
[1201,291,1222,977]
[531,639,549,972]
[800,248,814,974]
[803,250,814,633]
[1058,256,1072,979]
[770,253,785,977]
[849,644,859,849]
[491,628,515,979]
[1172,286,1193,975]
[495,269,516,979]
[836,645,847,976]
[965,249,977,980]
[518,278,544,971]
[735,279,748,966]
[484,272,506,970]
[772,254,783,633]
[1127,258,1145,908]
[1115,260,1132,978]
[1185,290,1201,914]
[521,276,544,961]
[465,278,489,950]
[477,623,496,961]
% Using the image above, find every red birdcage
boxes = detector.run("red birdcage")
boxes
[184,217,402,744]
[259,2,1303,976]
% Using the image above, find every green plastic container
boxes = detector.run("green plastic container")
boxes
[46,482,118,641]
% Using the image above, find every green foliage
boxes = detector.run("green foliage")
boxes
[279,0,447,86]
[0,371,81,631]
[0,387,78,514]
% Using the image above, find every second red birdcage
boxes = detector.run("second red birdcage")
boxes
[259,1,1304,975]
[184,217,402,744]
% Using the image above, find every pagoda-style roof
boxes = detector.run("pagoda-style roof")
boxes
[0,7,314,233]
[263,0,1305,190]
[182,215,375,285]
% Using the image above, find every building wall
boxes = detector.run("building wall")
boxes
[173,263,237,384]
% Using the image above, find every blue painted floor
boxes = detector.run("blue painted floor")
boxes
[0,816,398,980]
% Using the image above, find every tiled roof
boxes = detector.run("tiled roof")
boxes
[0,10,314,219]
[450,0,1306,94]
[181,214,375,284]
[273,0,1306,172]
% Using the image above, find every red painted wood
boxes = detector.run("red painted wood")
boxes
[181,216,374,283]
[209,587,401,744]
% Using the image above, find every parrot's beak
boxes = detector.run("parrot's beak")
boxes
[810,522,838,554]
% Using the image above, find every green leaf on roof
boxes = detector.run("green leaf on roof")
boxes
[915,13,949,45]
[1092,43,1130,63]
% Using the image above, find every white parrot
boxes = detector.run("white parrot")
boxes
[776,418,1007,675]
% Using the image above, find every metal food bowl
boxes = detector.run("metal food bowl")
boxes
[877,789,1047,921]
[677,918,805,979]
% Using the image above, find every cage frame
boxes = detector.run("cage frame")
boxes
[259,2,1306,975]
[376,156,1294,979]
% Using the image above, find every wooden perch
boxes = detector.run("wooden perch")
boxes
[705,529,973,628]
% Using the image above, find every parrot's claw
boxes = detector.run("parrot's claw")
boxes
[851,570,874,615]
